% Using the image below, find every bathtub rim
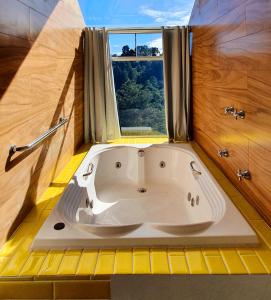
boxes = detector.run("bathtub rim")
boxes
[58,143,225,231]
[31,142,259,250]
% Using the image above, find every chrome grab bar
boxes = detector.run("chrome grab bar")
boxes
[10,117,68,154]
[190,161,202,175]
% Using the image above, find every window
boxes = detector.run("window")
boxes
[110,32,166,136]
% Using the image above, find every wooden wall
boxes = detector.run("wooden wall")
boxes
[0,0,85,246]
[189,0,271,224]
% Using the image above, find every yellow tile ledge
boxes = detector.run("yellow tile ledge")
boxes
[0,137,271,279]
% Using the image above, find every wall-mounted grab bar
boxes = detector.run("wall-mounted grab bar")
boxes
[10,117,68,154]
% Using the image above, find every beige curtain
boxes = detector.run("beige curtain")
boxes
[84,27,121,143]
[162,26,191,142]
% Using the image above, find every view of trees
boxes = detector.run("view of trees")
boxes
[112,45,161,57]
[112,45,166,136]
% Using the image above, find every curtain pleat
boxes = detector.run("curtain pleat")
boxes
[84,27,121,143]
[162,26,191,142]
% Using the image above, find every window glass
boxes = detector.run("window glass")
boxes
[109,34,136,57]
[136,33,163,56]
[109,33,163,57]
[112,61,166,136]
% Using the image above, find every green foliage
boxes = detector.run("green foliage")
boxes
[136,45,160,57]
[121,45,136,57]
[119,45,161,57]
[112,47,167,136]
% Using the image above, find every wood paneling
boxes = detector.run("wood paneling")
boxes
[190,0,271,225]
[246,0,271,35]
[0,0,85,246]
[246,142,271,223]
[0,0,30,39]
[192,3,247,47]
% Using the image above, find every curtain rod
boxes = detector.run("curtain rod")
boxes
[106,27,163,34]
[86,26,191,34]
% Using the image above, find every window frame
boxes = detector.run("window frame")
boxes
[112,56,163,62]
[109,28,167,137]
[109,29,164,62]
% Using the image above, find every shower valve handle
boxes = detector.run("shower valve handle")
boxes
[233,110,245,120]
[224,106,235,115]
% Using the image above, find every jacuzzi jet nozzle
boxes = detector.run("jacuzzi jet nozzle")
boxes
[138,149,145,157]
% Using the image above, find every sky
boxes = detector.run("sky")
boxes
[78,0,194,55]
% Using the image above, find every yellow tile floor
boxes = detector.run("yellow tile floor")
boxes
[0,137,271,279]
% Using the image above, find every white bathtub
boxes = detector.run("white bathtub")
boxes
[32,143,258,249]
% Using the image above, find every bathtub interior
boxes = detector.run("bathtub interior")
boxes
[76,146,218,228]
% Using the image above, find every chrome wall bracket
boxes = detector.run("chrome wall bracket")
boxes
[224,106,235,115]
[233,110,245,119]
[224,106,245,120]
[218,149,229,157]
[236,169,251,181]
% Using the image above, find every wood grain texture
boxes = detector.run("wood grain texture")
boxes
[244,141,271,224]
[245,0,271,35]
[0,0,85,246]
[0,0,30,39]
[190,0,271,225]
[192,2,247,47]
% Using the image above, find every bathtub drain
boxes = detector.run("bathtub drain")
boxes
[54,222,65,230]
[137,187,147,193]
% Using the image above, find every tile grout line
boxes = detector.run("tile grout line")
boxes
[31,250,50,277]
[90,250,99,276]
[237,247,251,274]
[253,250,270,274]
[202,251,211,274]
[55,250,65,276]
[218,248,231,275]
[73,250,83,276]
[184,251,191,275]
[75,250,85,276]
[113,250,117,275]
[112,250,116,275]
[167,250,173,274]
[93,249,102,276]
[132,248,135,274]
[149,248,152,274]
